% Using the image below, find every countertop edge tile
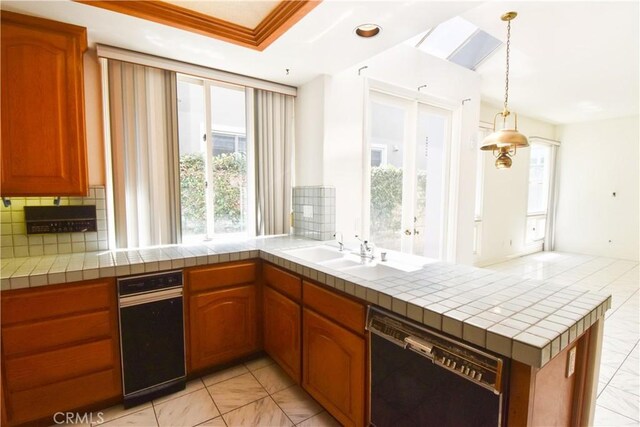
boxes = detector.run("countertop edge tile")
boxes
[0,236,612,368]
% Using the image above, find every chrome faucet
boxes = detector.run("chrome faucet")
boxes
[355,235,375,259]
[334,232,344,252]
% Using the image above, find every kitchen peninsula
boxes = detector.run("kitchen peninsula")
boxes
[1,236,610,426]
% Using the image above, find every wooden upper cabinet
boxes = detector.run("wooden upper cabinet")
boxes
[1,11,88,196]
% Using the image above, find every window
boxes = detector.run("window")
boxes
[370,144,388,167]
[405,16,502,71]
[526,143,552,243]
[177,76,251,243]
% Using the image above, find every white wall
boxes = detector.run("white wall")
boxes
[294,75,326,186]
[296,44,482,264]
[555,116,639,261]
[475,102,557,266]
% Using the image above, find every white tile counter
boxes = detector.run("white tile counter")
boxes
[0,236,611,368]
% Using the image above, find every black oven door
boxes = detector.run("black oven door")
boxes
[120,295,186,396]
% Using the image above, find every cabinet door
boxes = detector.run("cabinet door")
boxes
[264,286,301,382]
[190,285,258,371]
[302,309,365,427]
[1,12,88,196]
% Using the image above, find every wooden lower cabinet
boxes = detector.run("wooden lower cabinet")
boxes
[263,286,301,382]
[302,308,365,427]
[0,279,121,426]
[189,284,259,371]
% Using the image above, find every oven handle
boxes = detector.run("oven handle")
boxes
[119,287,183,308]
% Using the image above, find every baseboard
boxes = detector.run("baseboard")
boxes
[474,244,544,268]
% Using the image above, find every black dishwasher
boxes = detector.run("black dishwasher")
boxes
[367,307,509,427]
[118,271,186,408]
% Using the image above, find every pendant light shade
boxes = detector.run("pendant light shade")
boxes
[481,11,529,169]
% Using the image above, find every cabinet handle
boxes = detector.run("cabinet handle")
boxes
[404,229,412,236]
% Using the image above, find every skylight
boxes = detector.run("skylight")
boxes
[407,16,503,71]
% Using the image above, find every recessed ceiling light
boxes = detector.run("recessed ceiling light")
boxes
[355,24,381,38]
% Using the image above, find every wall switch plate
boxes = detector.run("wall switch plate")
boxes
[566,347,576,378]
[303,205,313,218]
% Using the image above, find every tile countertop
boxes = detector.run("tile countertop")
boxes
[0,235,611,369]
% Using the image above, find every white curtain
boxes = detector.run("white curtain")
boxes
[254,90,294,235]
[105,60,180,248]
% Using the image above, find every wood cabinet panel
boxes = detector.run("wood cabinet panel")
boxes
[1,279,112,325]
[302,308,365,427]
[187,261,256,293]
[9,368,120,426]
[189,284,259,371]
[264,263,302,301]
[1,11,88,196]
[5,339,115,392]
[263,286,301,382]
[303,281,365,334]
[1,279,121,426]
[2,310,111,357]
[508,330,591,427]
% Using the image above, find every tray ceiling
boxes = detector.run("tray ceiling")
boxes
[74,0,319,50]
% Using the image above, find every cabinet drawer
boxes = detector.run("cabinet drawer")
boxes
[5,339,115,392]
[264,264,301,301]
[303,281,365,334]
[2,310,111,357]
[1,279,113,325]
[8,368,121,426]
[187,261,256,293]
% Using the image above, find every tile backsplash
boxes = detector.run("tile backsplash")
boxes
[0,186,108,258]
[293,186,335,241]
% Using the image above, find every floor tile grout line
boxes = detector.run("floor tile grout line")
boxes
[92,404,150,426]
[268,383,322,426]
[595,403,640,424]
[597,338,640,399]
[247,362,306,426]
[150,399,160,427]
[207,367,272,417]
[603,289,639,320]
[594,262,640,292]
[202,382,224,420]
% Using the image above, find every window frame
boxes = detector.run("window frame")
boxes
[177,74,253,243]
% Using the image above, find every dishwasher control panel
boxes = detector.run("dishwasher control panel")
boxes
[367,307,504,394]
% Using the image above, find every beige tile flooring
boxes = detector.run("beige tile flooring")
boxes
[487,251,639,425]
[80,357,340,427]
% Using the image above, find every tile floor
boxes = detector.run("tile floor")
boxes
[78,357,340,427]
[487,251,640,425]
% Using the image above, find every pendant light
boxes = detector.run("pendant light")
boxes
[480,11,529,169]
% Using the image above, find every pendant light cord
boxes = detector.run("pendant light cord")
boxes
[504,19,511,113]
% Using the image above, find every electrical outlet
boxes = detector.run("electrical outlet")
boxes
[566,347,576,377]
